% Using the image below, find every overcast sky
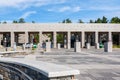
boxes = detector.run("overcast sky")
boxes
[0,0,120,23]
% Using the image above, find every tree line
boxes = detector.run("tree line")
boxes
[0,16,120,24]
[0,18,35,24]
[62,16,120,23]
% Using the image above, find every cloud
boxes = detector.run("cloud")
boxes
[73,6,81,12]
[59,6,71,12]
[48,6,81,12]
[0,0,66,9]
[85,6,120,11]
[19,11,37,19]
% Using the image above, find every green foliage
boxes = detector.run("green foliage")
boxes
[78,19,84,23]
[113,45,120,48]
[57,34,64,43]
[89,20,94,23]
[91,16,108,23]
[34,34,39,44]
[32,21,35,23]
[18,18,25,23]
[102,16,108,23]
[13,20,18,23]
[95,18,102,23]
[3,21,7,24]
[47,34,52,41]
[110,17,120,23]
[62,18,72,23]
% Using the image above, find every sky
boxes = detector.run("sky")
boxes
[0,0,120,23]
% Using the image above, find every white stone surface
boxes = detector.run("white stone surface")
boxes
[46,42,51,52]
[57,43,61,49]
[11,32,14,47]
[13,42,17,51]
[0,23,120,49]
[25,54,36,60]
[95,43,99,49]
[82,31,85,48]
[23,44,25,50]
[0,58,80,78]
[0,74,3,79]
[53,31,57,48]
[0,23,120,32]
[67,31,71,49]
[74,42,81,52]
[95,31,98,43]
[104,41,113,52]
[86,43,90,49]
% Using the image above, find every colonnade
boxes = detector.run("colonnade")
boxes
[9,31,115,49]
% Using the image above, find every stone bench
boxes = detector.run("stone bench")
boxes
[0,58,80,80]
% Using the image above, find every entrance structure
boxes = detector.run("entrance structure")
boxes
[0,23,120,48]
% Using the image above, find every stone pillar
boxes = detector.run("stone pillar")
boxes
[39,31,42,47]
[53,31,57,48]
[95,43,99,49]
[57,43,61,49]
[64,34,67,48]
[25,31,28,43]
[11,32,14,47]
[67,31,71,49]
[104,42,112,52]
[46,42,51,52]
[108,32,112,41]
[95,31,98,44]
[81,31,85,48]
[74,42,81,52]
[95,31,99,49]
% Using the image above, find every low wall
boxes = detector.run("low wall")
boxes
[0,58,80,80]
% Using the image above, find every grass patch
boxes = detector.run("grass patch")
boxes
[113,45,120,48]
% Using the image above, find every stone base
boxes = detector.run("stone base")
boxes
[95,43,99,49]
[104,41,112,52]
[64,44,67,49]
[23,44,26,50]
[86,43,90,49]
[46,42,51,52]
[57,43,61,49]
[74,42,81,52]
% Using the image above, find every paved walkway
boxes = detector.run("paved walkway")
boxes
[35,48,120,80]
[7,48,120,80]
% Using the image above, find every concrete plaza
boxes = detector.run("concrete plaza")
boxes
[33,48,120,80]
[2,48,120,80]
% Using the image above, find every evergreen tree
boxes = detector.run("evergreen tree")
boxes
[62,18,72,23]
[3,21,7,24]
[89,20,94,23]
[18,18,25,23]
[110,17,120,23]
[96,18,102,23]
[13,20,18,23]
[32,21,35,23]
[78,19,84,23]
[102,16,108,23]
